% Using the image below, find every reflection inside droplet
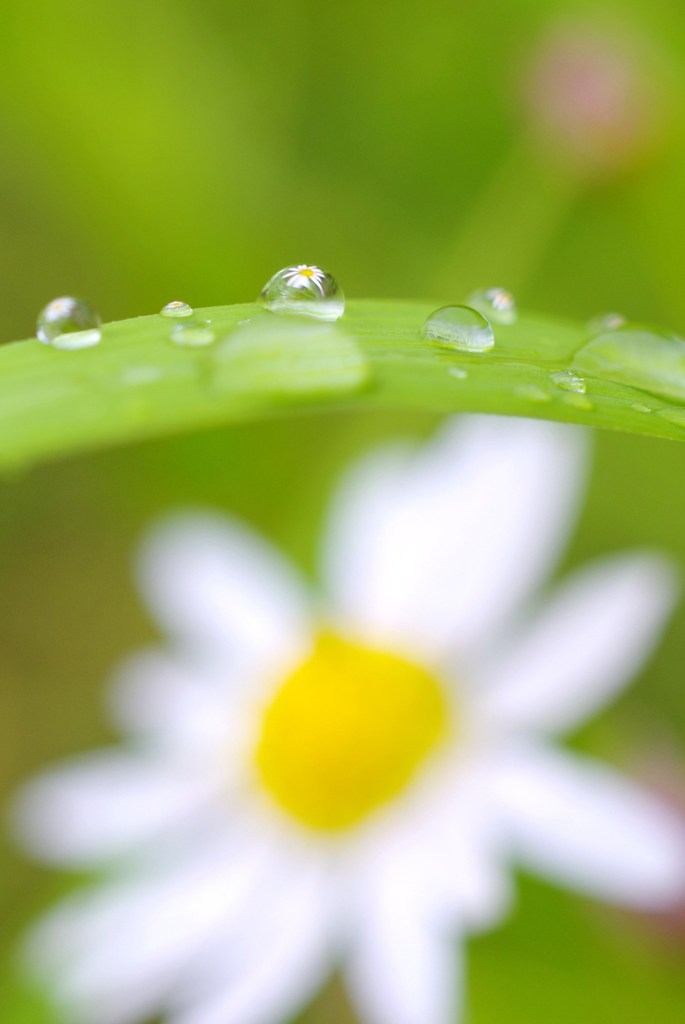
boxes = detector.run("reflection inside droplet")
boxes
[259,265,344,321]
[468,287,517,325]
[37,296,102,350]
[161,300,193,318]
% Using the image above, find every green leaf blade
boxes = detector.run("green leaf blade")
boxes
[1,299,684,470]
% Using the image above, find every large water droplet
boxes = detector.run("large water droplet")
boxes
[573,326,685,403]
[259,264,344,321]
[213,314,368,397]
[468,287,517,325]
[421,305,494,353]
[37,296,102,350]
[550,369,587,394]
[161,300,193,318]
[169,318,216,348]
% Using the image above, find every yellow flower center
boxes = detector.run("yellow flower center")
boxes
[298,267,316,277]
[254,634,451,831]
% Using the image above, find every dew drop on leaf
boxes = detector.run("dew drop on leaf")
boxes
[37,296,101,350]
[259,264,344,321]
[448,366,468,380]
[468,286,517,325]
[573,326,685,403]
[550,369,587,394]
[421,305,494,353]
[587,311,626,333]
[161,300,193,318]
[169,318,216,348]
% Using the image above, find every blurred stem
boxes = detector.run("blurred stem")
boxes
[434,137,582,298]
[299,975,359,1024]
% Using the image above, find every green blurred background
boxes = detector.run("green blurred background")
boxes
[1,0,685,1020]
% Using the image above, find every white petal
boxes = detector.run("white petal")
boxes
[352,768,511,934]
[346,869,462,1024]
[172,862,334,1024]
[477,554,677,733]
[488,743,685,906]
[27,830,274,1024]
[323,416,587,661]
[137,513,312,676]
[14,751,217,865]
[108,649,237,755]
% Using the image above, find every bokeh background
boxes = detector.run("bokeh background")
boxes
[1,0,685,1020]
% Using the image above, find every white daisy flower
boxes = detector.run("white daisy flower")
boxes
[282,264,328,295]
[15,416,685,1024]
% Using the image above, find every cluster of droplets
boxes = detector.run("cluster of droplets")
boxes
[32,278,685,435]
[36,265,346,354]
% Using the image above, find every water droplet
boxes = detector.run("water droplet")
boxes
[37,296,101,350]
[421,305,494,353]
[213,314,368,397]
[169,318,216,348]
[468,287,517,325]
[259,264,344,321]
[550,369,587,394]
[515,383,552,403]
[587,311,626,333]
[573,326,685,403]
[448,367,468,380]
[161,300,193,318]
[631,402,653,414]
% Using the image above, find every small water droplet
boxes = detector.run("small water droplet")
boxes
[551,369,587,394]
[573,326,685,403]
[515,383,552,403]
[468,286,517,325]
[161,300,193,318]
[37,296,101,350]
[421,305,494,353]
[259,264,344,321]
[169,318,216,348]
[587,311,626,333]
[631,402,653,414]
[448,366,468,380]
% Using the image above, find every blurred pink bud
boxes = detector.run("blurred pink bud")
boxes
[522,20,671,179]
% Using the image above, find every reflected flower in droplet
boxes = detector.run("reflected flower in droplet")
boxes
[37,296,102,350]
[259,264,344,321]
